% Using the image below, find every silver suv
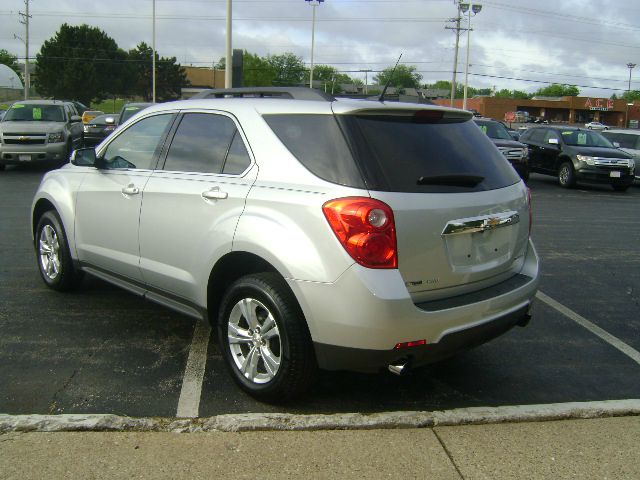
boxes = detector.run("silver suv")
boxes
[0,100,84,170]
[31,88,540,401]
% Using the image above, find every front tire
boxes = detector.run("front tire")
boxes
[35,211,83,291]
[217,273,316,402]
[558,161,575,188]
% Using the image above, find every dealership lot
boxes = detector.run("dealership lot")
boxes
[1,166,639,417]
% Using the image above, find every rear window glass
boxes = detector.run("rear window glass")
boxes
[263,114,365,188]
[602,132,640,149]
[341,114,520,193]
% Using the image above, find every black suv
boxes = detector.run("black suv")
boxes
[474,118,529,180]
[519,126,635,191]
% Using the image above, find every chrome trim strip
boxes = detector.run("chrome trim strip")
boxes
[442,211,520,236]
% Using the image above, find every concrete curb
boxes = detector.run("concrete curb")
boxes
[1,399,639,433]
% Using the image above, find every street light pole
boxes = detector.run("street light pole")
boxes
[306,0,324,89]
[627,63,636,93]
[462,3,482,111]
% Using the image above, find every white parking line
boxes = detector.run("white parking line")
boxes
[176,322,212,418]
[536,291,640,366]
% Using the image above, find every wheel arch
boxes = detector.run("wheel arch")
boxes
[206,251,281,329]
[32,198,57,242]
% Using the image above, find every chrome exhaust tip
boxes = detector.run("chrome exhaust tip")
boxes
[388,360,409,376]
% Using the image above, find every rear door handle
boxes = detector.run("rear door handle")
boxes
[202,188,228,200]
[121,184,140,195]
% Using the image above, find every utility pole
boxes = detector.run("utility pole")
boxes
[445,1,466,107]
[360,69,373,94]
[627,63,636,93]
[225,0,232,88]
[17,0,31,100]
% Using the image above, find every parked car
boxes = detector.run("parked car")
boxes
[118,102,154,125]
[81,110,104,125]
[585,121,608,130]
[519,126,635,191]
[601,129,640,184]
[474,118,529,180]
[31,87,539,401]
[0,100,84,170]
[83,113,118,147]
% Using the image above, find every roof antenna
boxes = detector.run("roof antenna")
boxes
[379,53,403,103]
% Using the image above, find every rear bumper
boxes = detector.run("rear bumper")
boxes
[289,239,540,372]
[314,303,531,372]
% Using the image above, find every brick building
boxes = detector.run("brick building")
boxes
[433,96,640,128]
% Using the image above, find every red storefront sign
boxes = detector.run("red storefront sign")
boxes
[584,98,614,111]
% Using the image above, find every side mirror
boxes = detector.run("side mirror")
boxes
[548,138,559,145]
[70,147,98,167]
[105,116,116,125]
[613,142,620,148]
[70,115,82,123]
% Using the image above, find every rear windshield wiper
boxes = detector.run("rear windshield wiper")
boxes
[417,175,484,188]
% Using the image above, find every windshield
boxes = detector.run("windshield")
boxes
[474,120,513,140]
[561,130,614,148]
[4,104,66,122]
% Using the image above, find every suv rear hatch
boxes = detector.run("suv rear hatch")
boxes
[264,106,530,303]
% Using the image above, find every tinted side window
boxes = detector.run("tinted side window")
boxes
[264,114,365,188]
[222,132,251,175]
[527,128,546,143]
[102,114,174,170]
[543,130,559,143]
[164,113,237,174]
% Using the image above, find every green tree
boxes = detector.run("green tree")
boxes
[533,83,579,97]
[622,90,640,102]
[0,49,22,81]
[494,88,532,99]
[34,24,128,105]
[309,65,354,93]
[128,42,188,101]
[243,51,276,87]
[374,64,422,90]
[268,53,306,86]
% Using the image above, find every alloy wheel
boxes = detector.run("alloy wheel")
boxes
[227,298,281,384]
[39,224,61,281]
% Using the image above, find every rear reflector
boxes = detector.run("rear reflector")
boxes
[394,339,427,349]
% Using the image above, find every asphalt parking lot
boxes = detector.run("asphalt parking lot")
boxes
[1,166,639,417]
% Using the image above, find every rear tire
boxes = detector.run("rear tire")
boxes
[35,211,83,291]
[217,273,316,402]
[558,162,575,188]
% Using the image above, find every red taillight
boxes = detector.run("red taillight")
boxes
[527,187,533,236]
[323,197,397,269]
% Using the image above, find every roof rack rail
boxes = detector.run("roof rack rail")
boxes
[189,87,334,102]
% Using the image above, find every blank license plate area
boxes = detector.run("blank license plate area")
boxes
[19,154,31,162]
[609,171,621,178]
[444,227,514,273]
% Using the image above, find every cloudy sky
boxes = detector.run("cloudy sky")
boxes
[1,0,639,97]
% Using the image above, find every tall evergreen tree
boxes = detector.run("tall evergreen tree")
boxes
[34,24,127,105]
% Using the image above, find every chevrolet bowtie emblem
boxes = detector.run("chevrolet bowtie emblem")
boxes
[19,136,31,141]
